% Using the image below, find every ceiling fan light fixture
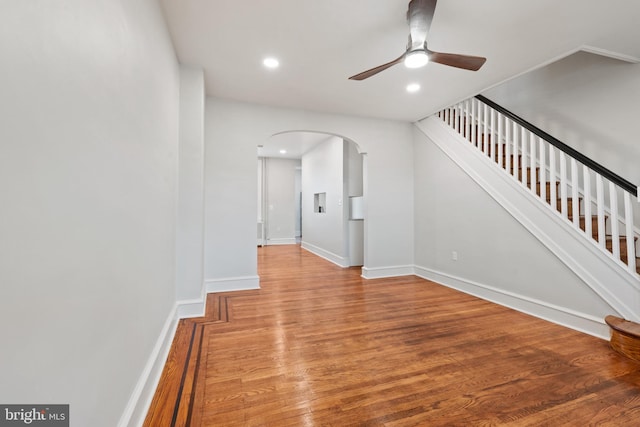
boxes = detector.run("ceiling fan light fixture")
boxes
[347,0,486,80]
[404,50,429,68]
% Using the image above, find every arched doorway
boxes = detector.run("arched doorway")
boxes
[258,131,366,267]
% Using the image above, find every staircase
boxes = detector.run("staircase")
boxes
[437,96,640,276]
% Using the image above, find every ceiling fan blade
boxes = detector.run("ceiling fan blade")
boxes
[348,55,405,81]
[407,0,437,46]
[427,50,486,71]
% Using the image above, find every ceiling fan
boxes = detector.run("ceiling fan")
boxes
[349,0,486,81]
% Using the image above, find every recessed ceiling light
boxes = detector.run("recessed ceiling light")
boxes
[279,149,287,154]
[263,57,279,69]
[406,83,421,93]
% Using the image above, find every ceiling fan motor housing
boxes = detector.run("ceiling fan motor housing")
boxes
[348,0,486,80]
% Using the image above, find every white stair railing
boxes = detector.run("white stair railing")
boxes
[437,96,640,276]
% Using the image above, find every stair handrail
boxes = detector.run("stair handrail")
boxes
[438,95,639,275]
[475,95,638,197]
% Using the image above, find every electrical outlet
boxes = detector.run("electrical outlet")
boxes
[452,251,458,261]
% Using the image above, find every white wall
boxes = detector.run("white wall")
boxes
[346,141,364,198]
[264,157,300,244]
[483,50,640,191]
[205,100,260,291]
[0,1,180,426]
[204,98,414,284]
[295,168,302,237]
[413,127,616,335]
[302,137,347,264]
[345,141,364,266]
[176,65,205,305]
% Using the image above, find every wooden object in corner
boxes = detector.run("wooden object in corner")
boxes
[605,315,640,362]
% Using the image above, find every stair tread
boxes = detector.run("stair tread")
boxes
[606,315,640,362]
[606,315,640,337]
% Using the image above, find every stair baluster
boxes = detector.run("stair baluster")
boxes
[439,97,640,276]
[624,192,637,274]
[571,159,580,227]
[539,136,547,203]
[529,130,537,196]
[521,127,528,187]
[505,118,511,174]
[609,182,621,260]
[549,146,557,214]
[596,175,606,249]
[471,99,477,146]
[583,168,593,239]
[483,103,489,157]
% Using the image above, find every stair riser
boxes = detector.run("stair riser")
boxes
[474,141,532,170]
[610,331,640,361]
[606,238,632,262]
[580,216,602,240]
[532,181,559,195]
[606,316,640,362]
[556,199,579,216]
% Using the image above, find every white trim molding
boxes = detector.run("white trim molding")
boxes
[416,116,640,322]
[301,241,349,267]
[414,265,610,340]
[266,237,298,245]
[117,304,179,427]
[205,275,261,293]
[119,274,259,426]
[361,265,415,279]
[176,297,206,318]
[580,45,640,64]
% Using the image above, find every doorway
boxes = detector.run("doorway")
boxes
[257,132,365,267]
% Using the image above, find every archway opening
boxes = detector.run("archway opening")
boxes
[257,131,366,268]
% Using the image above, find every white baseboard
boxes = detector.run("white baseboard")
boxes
[120,258,411,427]
[361,265,415,279]
[118,304,179,427]
[414,265,610,340]
[119,275,260,426]
[176,297,205,318]
[301,242,349,267]
[266,237,297,245]
[205,275,260,293]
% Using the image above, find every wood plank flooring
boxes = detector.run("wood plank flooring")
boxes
[145,244,640,426]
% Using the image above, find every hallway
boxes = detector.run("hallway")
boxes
[146,245,640,426]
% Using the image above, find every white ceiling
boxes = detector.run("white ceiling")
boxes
[160,0,640,123]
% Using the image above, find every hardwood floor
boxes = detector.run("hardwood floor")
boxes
[145,245,640,426]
